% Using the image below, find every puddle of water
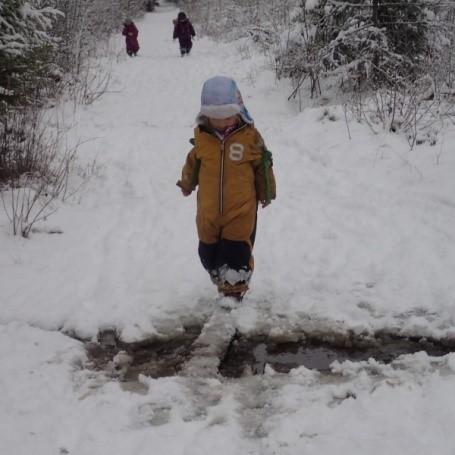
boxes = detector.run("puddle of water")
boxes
[86,327,201,382]
[87,328,455,380]
[219,336,453,377]
[124,338,196,380]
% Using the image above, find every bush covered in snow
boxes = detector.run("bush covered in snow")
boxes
[278,0,436,94]
[184,0,295,48]
[0,107,79,237]
[0,0,61,111]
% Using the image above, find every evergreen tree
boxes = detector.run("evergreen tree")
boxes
[276,0,430,90]
[0,0,60,111]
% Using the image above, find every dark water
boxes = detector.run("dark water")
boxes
[87,327,201,380]
[87,328,454,379]
[219,335,453,377]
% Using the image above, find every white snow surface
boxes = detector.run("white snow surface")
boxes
[1,5,455,454]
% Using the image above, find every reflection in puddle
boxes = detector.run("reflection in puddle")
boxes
[219,335,454,377]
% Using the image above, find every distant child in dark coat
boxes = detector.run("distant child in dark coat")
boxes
[122,18,139,56]
[173,12,195,57]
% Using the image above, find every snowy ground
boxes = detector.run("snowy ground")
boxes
[2,4,455,454]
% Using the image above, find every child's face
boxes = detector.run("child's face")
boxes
[208,115,239,131]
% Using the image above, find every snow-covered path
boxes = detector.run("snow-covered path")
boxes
[2,5,455,454]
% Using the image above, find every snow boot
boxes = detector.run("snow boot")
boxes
[218,281,248,302]
[209,270,220,286]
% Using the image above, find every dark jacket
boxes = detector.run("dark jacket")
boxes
[122,22,139,53]
[173,18,195,48]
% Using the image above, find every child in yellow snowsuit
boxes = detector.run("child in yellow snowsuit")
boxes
[177,76,276,300]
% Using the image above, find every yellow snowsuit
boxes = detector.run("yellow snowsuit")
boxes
[178,122,276,244]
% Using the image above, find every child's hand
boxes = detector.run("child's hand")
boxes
[176,181,192,196]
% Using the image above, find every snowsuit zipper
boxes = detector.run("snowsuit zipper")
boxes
[219,141,225,214]
[218,123,247,215]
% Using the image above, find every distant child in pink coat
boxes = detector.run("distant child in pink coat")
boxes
[122,18,139,57]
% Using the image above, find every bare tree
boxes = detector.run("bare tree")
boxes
[0,107,84,236]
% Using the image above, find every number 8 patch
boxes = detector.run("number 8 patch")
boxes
[229,143,244,161]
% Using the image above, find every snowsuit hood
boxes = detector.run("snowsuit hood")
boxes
[196,76,254,125]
